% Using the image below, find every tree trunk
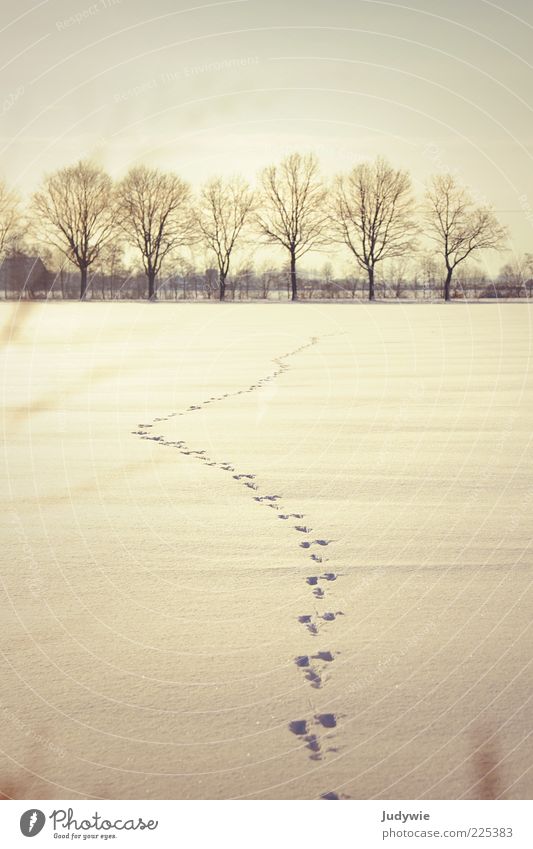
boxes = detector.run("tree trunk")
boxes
[444,267,453,301]
[290,251,297,301]
[368,266,375,301]
[148,270,157,301]
[219,273,226,301]
[80,266,89,300]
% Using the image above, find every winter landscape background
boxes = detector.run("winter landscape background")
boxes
[1,301,531,799]
[1,0,532,802]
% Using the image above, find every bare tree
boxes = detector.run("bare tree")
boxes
[257,152,329,301]
[116,165,194,300]
[0,179,22,261]
[0,180,24,299]
[524,253,533,298]
[386,256,411,299]
[92,241,128,300]
[330,156,418,301]
[195,177,255,301]
[418,250,441,300]
[454,260,484,300]
[257,263,276,299]
[497,255,532,298]
[32,160,115,300]
[102,241,128,300]
[203,266,218,299]
[48,246,71,300]
[425,174,507,301]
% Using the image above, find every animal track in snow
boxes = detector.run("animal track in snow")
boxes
[305,668,322,688]
[300,538,333,549]
[288,713,341,766]
[305,734,322,760]
[306,573,338,585]
[316,713,337,729]
[294,651,336,689]
[297,611,343,634]
[289,720,308,735]
[131,333,346,797]
[315,650,335,663]
[298,615,318,636]
[310,553,326,563]
[321,611,343,621]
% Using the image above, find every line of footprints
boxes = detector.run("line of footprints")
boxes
[131,335,347,800]
[291,550,347,800]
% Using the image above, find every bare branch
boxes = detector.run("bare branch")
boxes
[32,160,115,299]
[256,152,329,300]
[0,180,24,257]
[195,176,255,300]
[330,156,419,300]
[425,173,507,300]
[115,165,195,300]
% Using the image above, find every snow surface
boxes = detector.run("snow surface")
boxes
[0,301,531,800]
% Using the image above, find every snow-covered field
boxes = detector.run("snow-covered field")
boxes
[0,301,531,800]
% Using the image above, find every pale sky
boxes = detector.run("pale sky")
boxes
[1,0,533,273]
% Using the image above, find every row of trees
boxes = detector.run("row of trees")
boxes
[7,258,526,301]
[0,153,509,302]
